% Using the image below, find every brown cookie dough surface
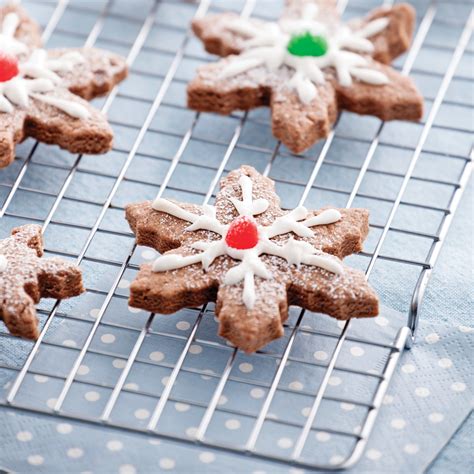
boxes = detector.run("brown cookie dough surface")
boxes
[126,166,379,353]
[0,225,84,339]
[188,1,423,153]
[0,4,128,169]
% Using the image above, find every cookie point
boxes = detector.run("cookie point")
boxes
[287,32,328,57]
[0,52,19,82]
[225,216,259,250]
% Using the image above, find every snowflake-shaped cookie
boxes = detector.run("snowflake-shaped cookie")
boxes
[126,166,378,353]
[188,1,423,153]
[0,225,84,339]
[0,4,128,169]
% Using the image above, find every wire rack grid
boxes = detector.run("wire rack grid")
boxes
[0,0,472,471]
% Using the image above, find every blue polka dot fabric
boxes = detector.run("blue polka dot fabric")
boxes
[1,307,472,473]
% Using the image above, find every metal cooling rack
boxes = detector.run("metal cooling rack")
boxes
[0,0,472,471]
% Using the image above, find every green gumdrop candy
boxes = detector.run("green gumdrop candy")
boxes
[287,32,328,57]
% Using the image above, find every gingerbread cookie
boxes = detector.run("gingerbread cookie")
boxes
[0,224,84,339]
[0,3,128,169]
[188,1,423,153]
[126,166,378,353]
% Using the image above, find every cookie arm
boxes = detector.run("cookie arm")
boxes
[334,63,423,121]
[0,111,27,169]
[361,3,416,64]
[289,265,379,320]
[308,208,369,258]
[47,48,128,100]
[270,84,338,154]
[216,279,289,353]
[0,288,40,339]
[129,258,218,314]
[192,13,266,57]
[21,88,114,155]
[126,200,204,253]
[37,257,84,300]
[0,4,42,55]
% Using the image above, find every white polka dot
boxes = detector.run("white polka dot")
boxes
[128,306,142,313]
[404,443,419,454]
[250,388,265,399]
[328,376,342,386]
[159,458,175,470]
[428,413,444,423]
[112,359,127,369]
[383,395,394,405]
[176,321,191,331]
[415,387,430,397]
[438,358,452,369]
[141,249,156,260]
[34,375,49,383]
[57,423,73,434]
[67,448,84,459]
[89,308,100,318]
[350,346,365,357]
[149,351,164,362]
[77,364,90,376]
[353,425,361,434]
[27,455,44,466]
[289,381,304,391]
[106,440,123,452]
[225,419,240,430]
[189,344,202,355]
[199,451,215,463]
[134,408,150,420]
[84,391,100,402]
[118,279,130,289]
[289,469,304,474]
[239,362,253,373]
[125,382,139,391]
[451,382,466,392]
[16,431,32,442]
[119,464,137,474]
[391,418,406,429]
[459,325,474,333]
[46,398,57,409]
[200,369,214,380]
[337,321,345,329]
[402,363,416,374]
[148,439,161,446]
[186,426,198,437]
[161,376,170,386]
[341,403,355,411]
[62,339,77,348]
[425,333,439,344]
[375,316,389,327]
[218,395,228,406]
[101,333,115,344]
[366,449,382,460]
[175,402,190,412]
[313,350,328,361]
[315,431,331,442]
[301,407,311,417]
[330,455,344,465]
[277,437,293,449]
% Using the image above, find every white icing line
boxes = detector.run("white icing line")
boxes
[0,12,28,56]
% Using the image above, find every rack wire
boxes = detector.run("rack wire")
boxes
[0,0,472,470]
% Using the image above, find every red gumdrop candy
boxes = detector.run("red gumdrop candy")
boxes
[0,53,19,83]
[225,216,259,250]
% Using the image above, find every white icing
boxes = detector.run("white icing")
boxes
[0,14,90,118]
[0,12,28,56]
[0,254,7,272]
[220,9,390,103]
[151,175,343,309]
